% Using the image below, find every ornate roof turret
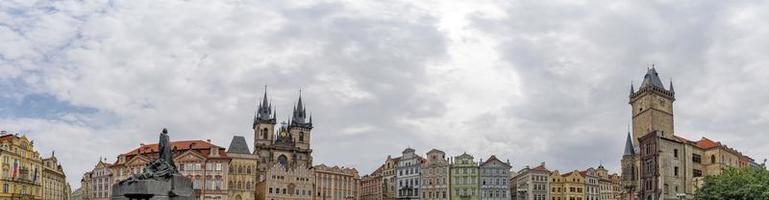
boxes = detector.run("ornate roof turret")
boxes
[624,131,635,156]
[290,91,312,128]
[253,86,275,128]
[669,79,675,94]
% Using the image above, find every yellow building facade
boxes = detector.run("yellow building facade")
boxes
[549,170,584,200]
[0,133,44,200]
[42,153,69,200]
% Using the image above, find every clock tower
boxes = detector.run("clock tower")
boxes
[629,67,675,146]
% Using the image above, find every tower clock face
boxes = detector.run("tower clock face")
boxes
[280,130,288,137]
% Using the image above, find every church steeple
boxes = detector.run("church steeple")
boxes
[291,91,311,128]
[254,86,275,128]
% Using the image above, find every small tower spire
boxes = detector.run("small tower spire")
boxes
[629,81,635,97]
[669,79,675,93]
[291,89,308,125]
[624,131,635,156]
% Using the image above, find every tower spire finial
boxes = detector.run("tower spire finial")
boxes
[669,78,675,93]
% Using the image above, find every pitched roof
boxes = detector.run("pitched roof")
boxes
[695,137,720,149]
[122,140,223,156]
[227,136,251,154]
[481,155,511,168]
[640,67,665,89]
[532,163,549,171]
[426,148,445,155]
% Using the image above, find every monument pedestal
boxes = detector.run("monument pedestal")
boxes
[112,174,194,200]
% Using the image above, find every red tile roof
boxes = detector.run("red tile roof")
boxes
[122,140,224,156]
[694,137,720,149]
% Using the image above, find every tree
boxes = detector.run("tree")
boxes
[695,166,769,200]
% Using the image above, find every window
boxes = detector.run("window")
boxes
[711,155,716,164]
[673,149,678,158]
[692,154,702,163]
[261,128,268,139]
[674,167,679,176]
[693,169,702,177]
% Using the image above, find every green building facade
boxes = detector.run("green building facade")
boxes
[450,153,480,200]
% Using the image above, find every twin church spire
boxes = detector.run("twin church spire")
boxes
[252,87,312,129]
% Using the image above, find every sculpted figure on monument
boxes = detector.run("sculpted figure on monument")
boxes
[120,128,177,184]
[112,128,193,200]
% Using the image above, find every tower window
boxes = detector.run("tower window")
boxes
[673,149,678,158]
[299,132,304,142]
[261,128,268,139]
[674,167,679,176]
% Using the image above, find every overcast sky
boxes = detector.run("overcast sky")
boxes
[2,0,769,188]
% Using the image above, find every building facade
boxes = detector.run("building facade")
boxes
[381,156,399,200]
[420,149,450,200]
[595,165,619,200]
[580,169,598,200]
[253,91,316,200]
[226,136,258,200]
[87,160,112,200]
[313,164,360,200]
[549,170,584,200]
[42,152,69,200]
[101,139,231,200]
[450,153,479,200]
[621,68,755,200]
[0,133,44,200]
[479,155,511,200]
[395,148,422,200]
[360,167,383,200]
[511,163,549,200]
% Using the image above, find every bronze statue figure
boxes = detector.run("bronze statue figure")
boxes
[120,129,178,184]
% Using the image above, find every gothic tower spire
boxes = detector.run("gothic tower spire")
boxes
[624,131,635,156]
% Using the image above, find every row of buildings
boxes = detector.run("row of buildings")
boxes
[360,148,514,200]
[358,68,761,200]
[76,92,362,200]
[360,148,622,200]
[0,131,71,200]
[71,68,763,200]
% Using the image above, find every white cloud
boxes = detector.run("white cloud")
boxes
[2,0,769,189]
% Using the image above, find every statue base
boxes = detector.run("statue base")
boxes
[111,174,194,200]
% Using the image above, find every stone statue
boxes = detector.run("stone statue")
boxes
[112,128,193,200]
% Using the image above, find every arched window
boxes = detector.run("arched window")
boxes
[261,128,268,139]
[299,132,304,142]
[278,155,288,167]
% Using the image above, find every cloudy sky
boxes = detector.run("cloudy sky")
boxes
[2,0,769,188]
